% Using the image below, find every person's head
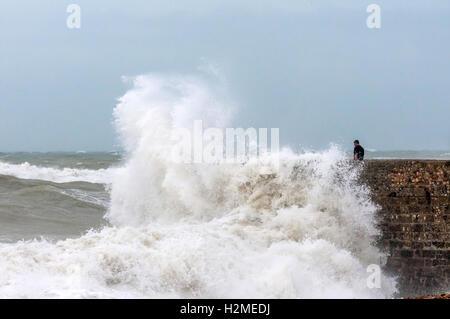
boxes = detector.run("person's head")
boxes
[353,139,360,146]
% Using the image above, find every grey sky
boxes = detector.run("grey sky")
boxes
[0,0,449,152]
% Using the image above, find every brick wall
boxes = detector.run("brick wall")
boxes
[361,160,449,297]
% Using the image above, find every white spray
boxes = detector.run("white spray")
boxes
[0,73,396,298]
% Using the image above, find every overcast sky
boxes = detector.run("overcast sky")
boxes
[0,0,449,152]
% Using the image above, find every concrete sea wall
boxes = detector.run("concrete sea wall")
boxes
[361,160,449,296]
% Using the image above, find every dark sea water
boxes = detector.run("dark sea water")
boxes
[0,152,122,170]
[0,149,448,298]
[0,150,448,243]
[0,152,122,242]
[364,150,450,160]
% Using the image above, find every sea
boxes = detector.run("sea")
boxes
[0,74,448,298]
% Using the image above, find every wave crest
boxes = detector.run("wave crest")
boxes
[0,73,397,298]
[0,161,113,184]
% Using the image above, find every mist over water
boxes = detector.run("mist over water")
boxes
[0,73,398,298]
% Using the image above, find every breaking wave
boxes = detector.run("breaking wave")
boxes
[0,73,396,298]
[0,161,113,184]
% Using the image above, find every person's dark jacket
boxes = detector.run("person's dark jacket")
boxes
[354,145,364,160]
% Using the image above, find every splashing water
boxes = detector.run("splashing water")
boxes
[0,74,396,298]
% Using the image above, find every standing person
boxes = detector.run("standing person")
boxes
[353,140,364,161]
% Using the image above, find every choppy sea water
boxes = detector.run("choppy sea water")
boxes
[364,150,450,160]
[0,152,120,243]
[1,149,447,243]
[0,149,395,298]
[1,74,448,298]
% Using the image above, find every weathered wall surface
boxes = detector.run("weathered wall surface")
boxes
[361,160,449,297]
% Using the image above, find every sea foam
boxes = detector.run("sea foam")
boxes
[0,161,114,184]
[0,73,397,298]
